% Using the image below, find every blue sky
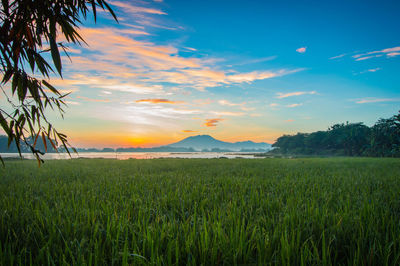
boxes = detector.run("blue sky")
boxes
[15,0,399,148]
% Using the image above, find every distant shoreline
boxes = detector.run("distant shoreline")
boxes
[0,151,266,160]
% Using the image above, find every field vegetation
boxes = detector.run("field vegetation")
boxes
[0,158,400,265]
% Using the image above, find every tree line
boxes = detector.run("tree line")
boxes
[272,111,400,157]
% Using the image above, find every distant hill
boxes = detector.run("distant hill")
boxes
[0,134,271,153]
[0,135,57,153]
[167,135,271,152]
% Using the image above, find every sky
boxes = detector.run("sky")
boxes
[7,0,400,148]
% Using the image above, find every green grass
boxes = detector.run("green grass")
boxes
[0,158,400,265]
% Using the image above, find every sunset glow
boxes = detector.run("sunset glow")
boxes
[4,0,398,148]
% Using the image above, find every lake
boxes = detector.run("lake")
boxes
[0,152,265,160]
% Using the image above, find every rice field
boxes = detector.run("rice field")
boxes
[0,157,399,265]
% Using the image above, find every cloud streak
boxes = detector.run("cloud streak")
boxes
[109,1,166,15]
[355,98,400,104]
[218,100,243,106]
[210,111,244,116]
[51,74,165,95]
[286,103,303,108]
[136,98,184,104]
[276,91,316,98]
[358,68,381,74]
[76,96,110,103]
[329,53,347,60]
[353,46,400,61]
[204,118,223,127]
[62,27,304,93]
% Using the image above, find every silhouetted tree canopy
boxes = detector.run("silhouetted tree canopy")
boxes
[0,0,117,165]
[272,111,400,157]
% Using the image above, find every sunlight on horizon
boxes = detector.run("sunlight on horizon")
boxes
[1,0,399,148]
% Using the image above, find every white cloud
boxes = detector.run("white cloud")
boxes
[62,27,304,93]
[65,101,81,105]
[355,98,400,104]
[359,68,381,74]
[353,46,400,61]
[209,111,245,116]
[109,1,166,15]
[329,53,346,60]
[286,103,303,108]
[388,52,400,57]
[218,100,242,106]
[276,91,316,98]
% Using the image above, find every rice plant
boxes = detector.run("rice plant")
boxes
[0,158,399,265]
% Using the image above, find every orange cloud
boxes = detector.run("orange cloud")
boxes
[135,99,184,104]
[60,27,304,93]
[182,130,198,133]
[204,118,223,127]
[77,27,200,71]
[296,47,307,53]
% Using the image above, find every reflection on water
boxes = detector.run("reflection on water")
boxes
[0,152,264,160]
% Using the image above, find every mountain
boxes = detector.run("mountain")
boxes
[0,135,58,153]
[167,135,271,152]
[0,135,271,153]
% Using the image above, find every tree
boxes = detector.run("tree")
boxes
[394,110,400,130]
[368,117,400,157]
[0,0,117,165]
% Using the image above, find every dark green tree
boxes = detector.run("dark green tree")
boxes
[368,117,400,157]
[0,0,117,165]
[326,123,370,156]
[271,113,400,158]
[394,110,400,130]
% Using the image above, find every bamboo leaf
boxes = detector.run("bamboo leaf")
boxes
[91,1,97,22]
[49,138,58,152]
[49,34,62,76]
[0,112,10,136]
[33,131,40,148]
[42,80,60,95]
[41,132,47,152]
[11,72,19,94]
[102,0,118,22]
[1,69,13,84]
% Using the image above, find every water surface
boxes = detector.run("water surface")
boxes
[1,152,264,160]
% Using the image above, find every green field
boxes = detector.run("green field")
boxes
[0,158,400,265]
